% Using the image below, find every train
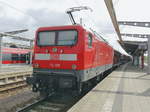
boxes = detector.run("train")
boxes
[2,47,31,64]
[26,25,130,97]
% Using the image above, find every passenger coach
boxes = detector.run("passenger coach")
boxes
[2,47,31,64]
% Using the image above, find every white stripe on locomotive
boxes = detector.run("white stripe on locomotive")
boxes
[35,54,77,61]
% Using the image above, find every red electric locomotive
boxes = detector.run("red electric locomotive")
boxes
[2,47,31,64]
[27,25,114,96]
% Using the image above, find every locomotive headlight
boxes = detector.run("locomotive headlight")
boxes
[52,48,57,52]
[33,63,39,68]
[45,49,49,53]
[72,64,77,69]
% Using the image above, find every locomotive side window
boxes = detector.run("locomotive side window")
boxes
[37,30,77,46]
[88,34,92,48]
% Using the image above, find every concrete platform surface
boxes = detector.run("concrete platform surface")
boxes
[68,63,150,112]
[0,64,32,74]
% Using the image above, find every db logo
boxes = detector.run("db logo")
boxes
[51,54,60,60]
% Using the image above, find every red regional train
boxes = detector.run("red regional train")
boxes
[27,25,122,96]
[2,47,31,64]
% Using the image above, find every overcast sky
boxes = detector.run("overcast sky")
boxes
[0,0,113,35]
[1,0,150,36]
[0,0,149,54]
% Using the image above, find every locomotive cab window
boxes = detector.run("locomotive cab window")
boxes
[88,34,92,48]
[37,30,77,46]
[57,31,77,45]
[38,32,56,46]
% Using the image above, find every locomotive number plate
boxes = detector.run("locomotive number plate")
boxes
[50,54,60,60]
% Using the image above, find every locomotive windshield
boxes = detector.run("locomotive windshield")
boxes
[37,30,77,46]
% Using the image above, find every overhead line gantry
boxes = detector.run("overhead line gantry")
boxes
[118,21,150,28]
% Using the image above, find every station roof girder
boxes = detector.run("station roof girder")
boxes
[121,33,150,38]
[118,21,150,28]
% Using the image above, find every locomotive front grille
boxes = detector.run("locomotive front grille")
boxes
[32,68,79,90]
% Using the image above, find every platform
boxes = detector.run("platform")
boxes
[68,63,150,112]
[0,64,32,75]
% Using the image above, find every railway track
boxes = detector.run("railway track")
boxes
[15,69,112,112]
[17,97,46,112]
[17,93,79,112]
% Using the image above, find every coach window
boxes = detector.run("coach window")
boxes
[12,54,19,61]
[20,54,26,61]
[88,33,92,48]
[2,53,11,61]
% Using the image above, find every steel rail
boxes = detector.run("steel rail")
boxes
[17,97,46,112]
[17,92,55,112]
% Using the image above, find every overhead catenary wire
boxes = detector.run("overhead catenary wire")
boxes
[0,0,39,23]
[72,0,105,33]
[72,0,106,33]
[0,1,37,44]
[72,0,129,56]
[72,0,111,45]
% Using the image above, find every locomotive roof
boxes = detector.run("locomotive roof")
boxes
[37,25,83,31]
